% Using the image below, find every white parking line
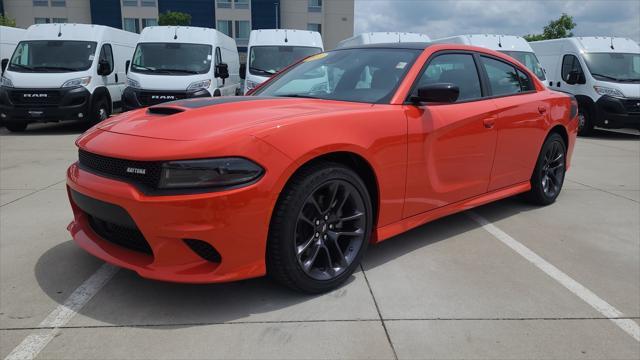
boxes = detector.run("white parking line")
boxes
[4,264,119,360]
[468,211,640,343]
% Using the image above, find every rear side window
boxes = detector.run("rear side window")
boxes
[414,53,482,101]
[480,56,521,96]
[517,69,535,91]
[561,54,584,82]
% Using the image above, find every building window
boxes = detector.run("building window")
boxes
[123,0,138,6]
[217,0,232,8]
[234,0,249,9]
[235,21,250,40]
[33,0,48,6]
[123,18,140,33]
[142,18,158,28]
[34,17,50,24]
[308,0,322,12]
[217,20,233,37]
[51,0,66,6]
[52,18,68,23]
[307,23,321,33]
[141,0,156,6]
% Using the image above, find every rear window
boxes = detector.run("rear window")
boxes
[480,56,521,96]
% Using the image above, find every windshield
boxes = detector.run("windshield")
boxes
[8,40,97,72]
[501,51,546,80]
[131,43,213,75]
[582,52,640,82]
[253,48,421,104]
[248,46,322,76]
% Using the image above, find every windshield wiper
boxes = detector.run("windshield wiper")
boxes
[591,73,622,82]
[9,63,35,71]
[275,94,320,99]
[250,66,276,76]
[32,66,81,72]
[132,65,156,72]
[161,68,199,74]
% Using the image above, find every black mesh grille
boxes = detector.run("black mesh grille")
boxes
[184,239,221,263]
[622,99,640,114]
[9,89,62,107]
[78,150,162,190]
[89,216,153,254]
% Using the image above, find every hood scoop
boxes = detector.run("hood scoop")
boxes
[146,106,185,116]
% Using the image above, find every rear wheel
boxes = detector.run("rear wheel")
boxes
[524,133,566,205]
[4,121,27,132]
[577,106,593,136]
[267,162,372,293]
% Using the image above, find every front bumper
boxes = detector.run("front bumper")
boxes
[66,162,273,283]
[0,86,91,124]
[594,96,640,129]
[122,87,211,111]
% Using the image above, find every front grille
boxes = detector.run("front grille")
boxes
[9,89,62,107]
[78,150,162,190]
[622,99,640,114]
[137,91,186,106]
[89,216,152,254]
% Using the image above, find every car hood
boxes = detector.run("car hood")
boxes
[98,97,371,141]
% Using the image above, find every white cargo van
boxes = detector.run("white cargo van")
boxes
[0,24,138,132]
[336,32,431,48]
[431,34,546,81]
[0,26,26,70]
[123,26,240,110]
[531,37,639,135]
[243,29,323,94]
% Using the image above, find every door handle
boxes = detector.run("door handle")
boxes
[483,117,496,129]
[538,106,547,114]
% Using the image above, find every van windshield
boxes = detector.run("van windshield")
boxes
[501,51,546,80]
[249,46,322,76]
[8,41,97,72]
[131,43,212,75]
[253,48,421,104]
[583,52,640,82]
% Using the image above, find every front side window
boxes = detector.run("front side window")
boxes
[481,56,521,96]
[123,18,140,33]
[217,20,232,37]
[98,44,114,74]
[583,52,640,83]
[501,51,545,80]
[9,40,97,72]
[561,54,584,83]
[254,48,421,104]
[131,43,212,75]
[413,53,482,101]
[249,46,322,76]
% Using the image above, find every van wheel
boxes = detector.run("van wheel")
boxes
[5,121,27,132]
[267,162,372,293]
[524,133,566,205]
[577,107,593,136]
[90,97,110,125]
[213,89,221,97]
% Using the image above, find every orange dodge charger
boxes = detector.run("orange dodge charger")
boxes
[67,43,578,293]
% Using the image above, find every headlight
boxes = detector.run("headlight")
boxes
[61,76,91,88]
[245,80,259,91]
[1,76,13,88]
[126,77,141,88]
[594,86,624,98]
[187,79,211,91]
[158,157,263,190]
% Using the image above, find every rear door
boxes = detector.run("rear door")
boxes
[403,52,499,217]
[478,55,550,191]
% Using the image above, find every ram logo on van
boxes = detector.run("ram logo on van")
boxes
[151,95,176,100]
[23,93,48,98]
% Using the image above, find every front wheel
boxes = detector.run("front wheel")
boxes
[577,106,593,136]
[524,133,567,205]
[267,162,373,293]
[89,97,110,125]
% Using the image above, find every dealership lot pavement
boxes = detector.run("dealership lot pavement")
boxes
[1,123,639,359]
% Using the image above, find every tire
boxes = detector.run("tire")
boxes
[267,162,373,293]
[524,133,567,206]
[577,106,593,136]
[213,89,221,97]
[89,97,110,125]
[4,121,27,132]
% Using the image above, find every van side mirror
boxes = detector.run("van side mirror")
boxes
[125,60,130,74]
[97,59,111,76]
[411,83,459,104]
[239,63,246,80]
[1,59,8,75]
[215,62,229,85]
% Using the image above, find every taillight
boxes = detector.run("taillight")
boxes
[569,96,578,120]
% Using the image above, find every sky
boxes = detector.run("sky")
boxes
[354,0,640,42]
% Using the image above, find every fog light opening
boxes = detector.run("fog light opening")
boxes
[78,112,84,118]
[184,239,222,263]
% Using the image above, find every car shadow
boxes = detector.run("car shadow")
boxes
[35,195,540,329]
[0,121,88,136]
[585,128,640,140]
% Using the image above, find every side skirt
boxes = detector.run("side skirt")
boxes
[374,181,531,243]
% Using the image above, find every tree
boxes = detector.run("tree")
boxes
[158,11,192,26]
[524,13,576,42]
[0,15,17,27]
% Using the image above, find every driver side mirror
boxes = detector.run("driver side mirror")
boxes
[1,58,8,75]
[97,59,111,76]
[411,83,459,104]
[215,62,229,85]
[239,63,246,80]
[125,60,130,74]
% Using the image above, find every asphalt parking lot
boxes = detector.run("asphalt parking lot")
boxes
[1,122,639,360]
